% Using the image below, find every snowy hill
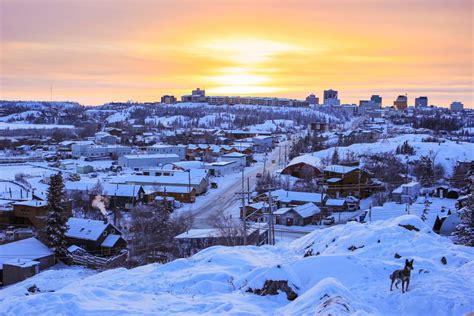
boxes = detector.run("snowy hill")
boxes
[313,134,474,175]
[1,216,473,315]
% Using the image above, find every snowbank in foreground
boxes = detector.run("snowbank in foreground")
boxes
[1,215,473,315]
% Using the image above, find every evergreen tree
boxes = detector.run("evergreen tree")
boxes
[331,148,340,165]
[45,172,69,256]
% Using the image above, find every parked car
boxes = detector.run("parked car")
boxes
[256,173,263,178]
[211,182,218,189]
[323,216,335,225]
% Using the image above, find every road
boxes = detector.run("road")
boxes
[192,139,291,228]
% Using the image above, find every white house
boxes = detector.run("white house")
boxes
[146,144,187,160]
[205,161,237,176]
[221,152,247,169]
[391,181,421,203]
[118,154,180,169]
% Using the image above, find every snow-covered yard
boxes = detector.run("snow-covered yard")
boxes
[1,215,472,315]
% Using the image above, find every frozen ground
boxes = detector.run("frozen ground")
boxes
[1,215,472,315]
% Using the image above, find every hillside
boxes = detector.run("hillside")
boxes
[1,215,473,315]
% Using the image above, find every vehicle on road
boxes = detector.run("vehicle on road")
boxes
[256,173,263,178]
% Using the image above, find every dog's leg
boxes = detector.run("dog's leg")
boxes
[401,279,405,293]
[395,280,399,289]
[406,279,409,292]
[390,278,394,291]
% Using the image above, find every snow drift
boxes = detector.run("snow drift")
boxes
[1,215,473,315]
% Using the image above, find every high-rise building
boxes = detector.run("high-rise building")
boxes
[450,101,464,111]
[305,94,319,105]
[161,95,177,104]
[323,89,340,106]
[414,96,428,107]
[393,95,408,110]
[370,95,382,106]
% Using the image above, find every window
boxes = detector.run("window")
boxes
[103,231,108,237]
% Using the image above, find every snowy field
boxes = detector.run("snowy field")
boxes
[1,215,472,315]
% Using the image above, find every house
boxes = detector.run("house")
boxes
[65,182,145,209]
[281,154,322,179]
[274,203,321,226]
[391,181,421,203]
[146,144,187,160]
[65,218,126,256]
[174,224,268,257]
[11,200,72,230]
[118,154,180,169]
[95,132,119,145]
[205,161,238,176]
[260,189,327,208]
[221,152,247,169]
[325,198,348,212]
[323,165,370,198]
[240,202,269,221]
[111,170,209,195]
[0,237,55,286]
[142,185,196,203]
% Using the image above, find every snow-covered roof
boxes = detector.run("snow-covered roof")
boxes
[4,259,40,268]
[0,237,53,269]
[326,198,346,206]
[286,154,322,169]
[174,228,220,239]
[66,218,110,241]
[122,154,179,159]
[12,200,47,207]
[222,152,246,158]
[270,190,326,203]
[65,182,142,198]
[294,203,321,217]
[101,234,122,248]
[324,165,359,174]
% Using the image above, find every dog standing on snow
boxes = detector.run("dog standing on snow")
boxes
[390,259,414,293]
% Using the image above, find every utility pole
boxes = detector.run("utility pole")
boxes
[263,153,268,176]
[235,168,252,246]
[268,189,275,245]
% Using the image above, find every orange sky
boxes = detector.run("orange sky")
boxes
[1,0,472,107]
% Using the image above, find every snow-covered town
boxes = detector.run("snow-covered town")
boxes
[0,92,473,314]
[1,0,473,314]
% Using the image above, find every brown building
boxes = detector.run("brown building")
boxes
[65,218,127,256]
[11,200,72,230]
[281,155,322,179]
[323,165,370,198]
[0,237,55,286]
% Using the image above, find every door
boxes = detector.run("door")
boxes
[286,217,294,226]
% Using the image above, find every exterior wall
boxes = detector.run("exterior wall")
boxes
[276,210,313,226]
[221,155,246,169]
[3,263,40,286]
[146,145,186,160]
[118,155,179,168]
[324,169,370,198]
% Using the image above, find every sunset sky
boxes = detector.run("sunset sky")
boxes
[1,0,472,107]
